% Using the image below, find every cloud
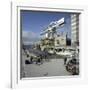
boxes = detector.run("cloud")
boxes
[22,30,40,45]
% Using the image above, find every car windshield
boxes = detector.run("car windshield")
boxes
[70,59,79,64]
[55,48,62,52]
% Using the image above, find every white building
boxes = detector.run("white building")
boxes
[54,33,66,47]
[71,14,79,46]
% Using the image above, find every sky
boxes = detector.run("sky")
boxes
[21,10,72,45]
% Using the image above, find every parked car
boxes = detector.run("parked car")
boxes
[48,48,55,54]
[65,58,79,75]
[55,48,74,58]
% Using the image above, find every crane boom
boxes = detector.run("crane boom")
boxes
[40,18,65,35]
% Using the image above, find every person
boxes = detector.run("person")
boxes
[30,56,33,64]
[36,56,41,64]
[40,55,43,64]
[64,57,67,65]
[40,55,42,60]
[25,60,30,64]
[27,54,29,57]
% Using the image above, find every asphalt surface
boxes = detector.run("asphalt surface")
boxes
[21,49,72,78]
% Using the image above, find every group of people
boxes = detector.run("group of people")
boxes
[25,54,44,65]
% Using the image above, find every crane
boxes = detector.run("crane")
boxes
[40,17,65,39]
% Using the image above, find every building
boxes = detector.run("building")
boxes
[54,33,67,47]
[71,14,79,46]
[40,38,54,51]
[40,33,67,51]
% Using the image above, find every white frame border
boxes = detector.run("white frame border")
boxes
[11,2,88,89]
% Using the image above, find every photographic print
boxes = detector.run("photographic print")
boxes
[20,10,80,78]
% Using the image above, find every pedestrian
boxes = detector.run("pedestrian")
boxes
[36,56,40,64]
[64,57,67,65]
[27,54,29,57]
[30,56,33,63]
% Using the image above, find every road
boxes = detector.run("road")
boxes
[21,50,72,78]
